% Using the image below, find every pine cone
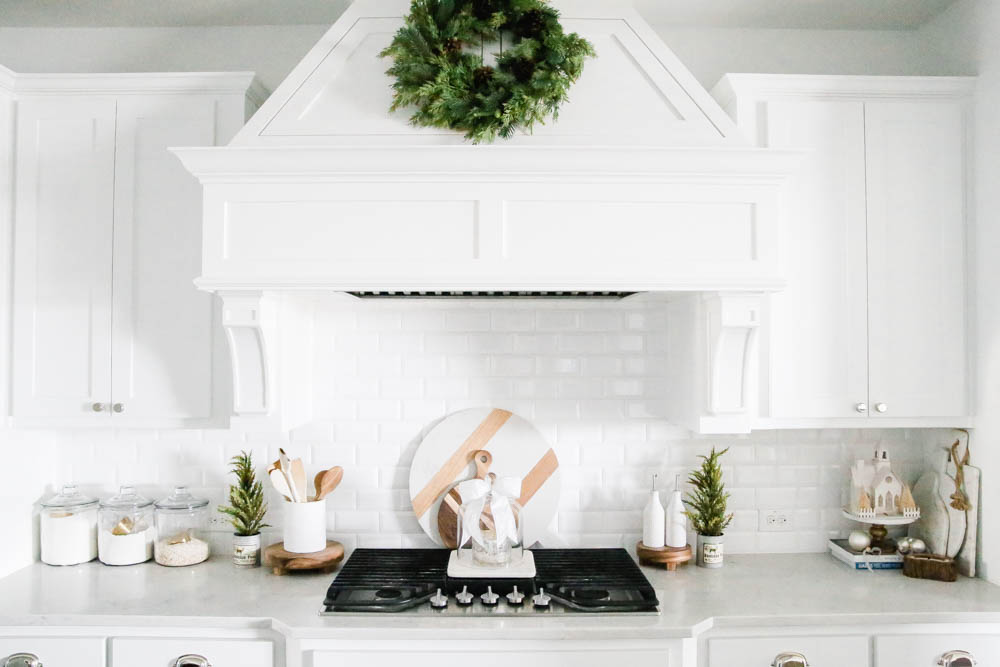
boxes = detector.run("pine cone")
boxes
[508,57,535,83]
[472,0,500,21]
[514,8,548,38]
[473,66,495,89]
[441,37,463,55]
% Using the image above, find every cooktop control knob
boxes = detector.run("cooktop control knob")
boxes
[506,586,525,606]
[455,585,474,606]
[532,587,551,608]
[481,586,500,606]
[429,588,448,609]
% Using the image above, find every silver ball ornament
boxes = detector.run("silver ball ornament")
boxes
[848,530,871,551]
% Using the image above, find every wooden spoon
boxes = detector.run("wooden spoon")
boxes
[314,466,344,501]
[437,450,492,549]
[289,457,307,503]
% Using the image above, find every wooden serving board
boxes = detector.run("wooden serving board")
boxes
[636,542,692,571]
[264,540,344,575]
[409,407,560,547]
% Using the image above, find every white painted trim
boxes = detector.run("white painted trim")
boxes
[4,70,266,98]
[712,73,977,108]
[752,416,975,430]
[0,65,15,92]
[172,146,802,183]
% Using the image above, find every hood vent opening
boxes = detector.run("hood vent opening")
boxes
[346,291,639,300]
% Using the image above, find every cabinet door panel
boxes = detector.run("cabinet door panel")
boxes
[865,101,967,419]
[12,97,116,420]
[765,99,869,418]
[875,634,1000,667]
[708,635,869,667]
[110,637,272,667]
[110,96,218,425]
[0,637,105,667]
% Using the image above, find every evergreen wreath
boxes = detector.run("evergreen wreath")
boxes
[380,0,595,143]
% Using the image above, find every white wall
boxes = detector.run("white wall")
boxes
[920,0,1000,583]
[0,297,955,579]
[0,23,971,93]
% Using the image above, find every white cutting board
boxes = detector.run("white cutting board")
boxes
[909,449,967,558]
[409,408,560,547]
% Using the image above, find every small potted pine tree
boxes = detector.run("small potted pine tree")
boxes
[219,451,269,567]
[685,447,733,568]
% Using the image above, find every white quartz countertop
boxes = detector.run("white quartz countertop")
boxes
[3,553,1000,639]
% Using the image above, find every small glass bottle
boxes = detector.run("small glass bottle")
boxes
[154,486,211,567]
[457,479,524,568]
[40,485,98,566]
[98,485,155,566]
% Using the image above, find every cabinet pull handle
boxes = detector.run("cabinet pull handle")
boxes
[938,650,976,666]
[112,403,125,413]
[772,652,808,667]
[875,402,888,413]
[172,656,211,667]
[855,402,868,413]
[4,654,42,667]
[91,402,106,412]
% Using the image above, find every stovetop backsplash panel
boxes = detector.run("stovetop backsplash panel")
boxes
[4,298,950,574]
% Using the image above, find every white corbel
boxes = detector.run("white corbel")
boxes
[218,290,273,416]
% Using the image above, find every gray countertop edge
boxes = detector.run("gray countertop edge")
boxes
[2,553,1000,640]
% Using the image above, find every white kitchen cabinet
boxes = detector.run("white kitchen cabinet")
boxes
[707,635,869,667]
[303,639,681,667]
[8,73,262,427]
[0,637,105,667]
[875,634,999,666]
[713,75,974,426]
[864,101,968,420]
[11,96,117,423]
[111,637,273,667]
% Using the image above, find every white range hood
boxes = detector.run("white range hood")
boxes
[173,0,798,433]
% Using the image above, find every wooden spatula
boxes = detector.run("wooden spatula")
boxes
[437,450,492,549]
[314,466,344,501]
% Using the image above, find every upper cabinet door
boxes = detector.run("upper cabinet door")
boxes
[110,95,219,425]
[12,97,116,421]
[865,101,968,419]
[765,99,870,419]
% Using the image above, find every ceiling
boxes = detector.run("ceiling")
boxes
[0,0,959,30]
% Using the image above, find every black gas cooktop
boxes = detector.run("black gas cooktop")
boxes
[322,548,659,615]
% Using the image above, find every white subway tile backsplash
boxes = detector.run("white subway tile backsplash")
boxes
[10,299,953,561]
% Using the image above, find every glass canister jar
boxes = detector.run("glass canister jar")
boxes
[154,486,211,567]
[457,477,524,568]
[98,485,155,566]
[40,485,98,566]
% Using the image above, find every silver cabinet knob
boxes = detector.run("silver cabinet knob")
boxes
[91,402,106,412]
[112,403,124,413]
[855,402,868,414]
[4,654,42,667]
[938,650,976,666]
[875,402,888,413]
[172,656,211,667]
[772,652,809,667]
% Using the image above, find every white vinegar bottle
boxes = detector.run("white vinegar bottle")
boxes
[642,474,665,548]
[665,474,687,548]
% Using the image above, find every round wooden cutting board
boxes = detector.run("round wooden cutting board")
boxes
[409,407,560,547]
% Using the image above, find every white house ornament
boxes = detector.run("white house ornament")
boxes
[848,446,920,519]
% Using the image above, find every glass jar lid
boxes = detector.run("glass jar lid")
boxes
[155,486,209,511]
[100,485,153,510]
[41,484,98,510]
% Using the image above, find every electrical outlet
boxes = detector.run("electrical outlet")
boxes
[760,510,793,532]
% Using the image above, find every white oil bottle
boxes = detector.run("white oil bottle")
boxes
[665,474,687,548]
[642,473,665,548]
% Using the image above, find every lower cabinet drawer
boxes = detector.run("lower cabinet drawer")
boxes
[708,635,870,667]
[310,646,672,667]
[875,634,1000,666]
[1,638,104,667]
[110,638,273,667]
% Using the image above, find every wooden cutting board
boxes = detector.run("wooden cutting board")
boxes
[409,407,561,547]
